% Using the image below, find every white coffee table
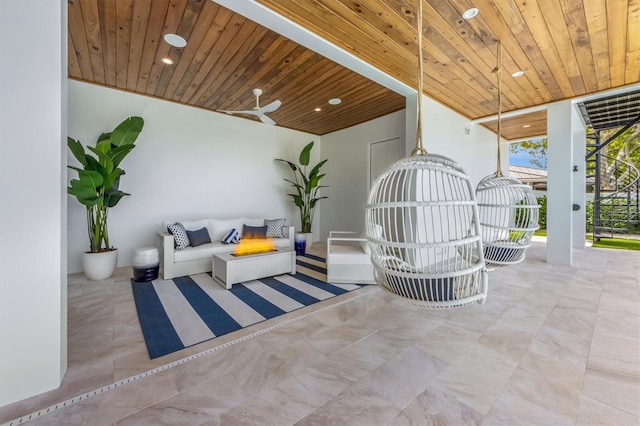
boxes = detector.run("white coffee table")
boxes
[213,249,296,289]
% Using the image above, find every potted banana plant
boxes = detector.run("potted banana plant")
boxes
[276,141,328,249]
[67,116,144,280]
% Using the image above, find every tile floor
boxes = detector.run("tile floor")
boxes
[1,241,639,425]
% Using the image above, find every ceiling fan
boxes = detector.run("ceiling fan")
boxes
[218,88,281,125]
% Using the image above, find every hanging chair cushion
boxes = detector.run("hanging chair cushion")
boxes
[384,272,455,301]
[484,243,525,264]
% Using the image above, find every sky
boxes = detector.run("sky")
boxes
[509,150,537,167]
[509,138,546,169]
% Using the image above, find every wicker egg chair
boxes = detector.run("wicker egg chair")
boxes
[365,155,488,309]
[476,173,540,265]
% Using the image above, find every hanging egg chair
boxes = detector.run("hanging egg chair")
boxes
[476,173,540,265]
[476,42,540,266]
[364,0,487,309]
[365,155,488,308]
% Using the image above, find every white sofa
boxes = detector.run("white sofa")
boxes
[156,217,294,280]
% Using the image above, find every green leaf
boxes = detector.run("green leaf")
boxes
[78,170,104,190]
[111,116,144,147]
[299,141,314,166]
[104,188,129,208]
[87,146,114,173]
[84,155,102,172]
[276,158,297,172]
[310,196,328,208]
[291,195,304,207]
[104,168,124,190]
[68,180,102,206]
[95,133,112,154]
[84,156,108,184]
[67,137,88,167]
[109,144,135,168]
[308,159,327,180]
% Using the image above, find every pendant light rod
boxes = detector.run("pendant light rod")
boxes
[493,41,503,176]
[411,0,428,156]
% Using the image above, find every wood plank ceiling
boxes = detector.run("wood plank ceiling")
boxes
[68,0,640,139]
[67,0,406,135]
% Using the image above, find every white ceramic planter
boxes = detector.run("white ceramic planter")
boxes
[298,232,313,249]
[82,249,118,280]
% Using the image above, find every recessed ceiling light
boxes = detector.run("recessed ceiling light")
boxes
[512,70,525,77]
[314,107,322,112]
[328,98,342,105]
[462,8,478,19]
[522,124,531,128]
[163,33,187,48]
[161,58,174,65]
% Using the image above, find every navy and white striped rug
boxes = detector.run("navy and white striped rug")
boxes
[132,254,365,359]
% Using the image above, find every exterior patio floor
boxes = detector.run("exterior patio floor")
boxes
[1,241,638,425]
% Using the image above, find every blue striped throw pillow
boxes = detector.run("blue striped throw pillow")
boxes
[221,228,239,244]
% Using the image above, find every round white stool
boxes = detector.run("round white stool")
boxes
[132,247,159,282]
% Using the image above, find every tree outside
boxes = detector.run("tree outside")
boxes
[510,124,640,238]
[509,137,547,169]
[508,124,640,173]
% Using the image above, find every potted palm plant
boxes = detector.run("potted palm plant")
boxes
[67,116,144,280]
[276,141,328,249]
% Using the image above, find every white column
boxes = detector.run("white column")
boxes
[546,101,574,265]
[572,108,587,248]
[0,1,67,406]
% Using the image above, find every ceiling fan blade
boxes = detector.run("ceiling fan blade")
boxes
[218,109,259,115]
[257,113,276,126]
[259,100,281,114]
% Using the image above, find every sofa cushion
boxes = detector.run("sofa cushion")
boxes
[328,245,372,264]
[186,227,211,247]
[181,219,208,232]
[171,236,290,263]
[242,225,268,239]
[272,237,290,249]
[209,218,244,241]
[174,242,229,263]
[264,218,286,238]
[167,223,190,250]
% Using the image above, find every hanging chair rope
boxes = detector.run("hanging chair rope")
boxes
[475,40,540,267]
[494,41,503,176]
[412,0,427,156]
[364,1,488,309]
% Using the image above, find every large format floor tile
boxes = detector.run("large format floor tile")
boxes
[1,242,639,425]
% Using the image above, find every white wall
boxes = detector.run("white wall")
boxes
[320,110,406,239]
[421,96,499,185]
[319,98,499,240]
[0,1,67,407]
[67,81,316,273]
